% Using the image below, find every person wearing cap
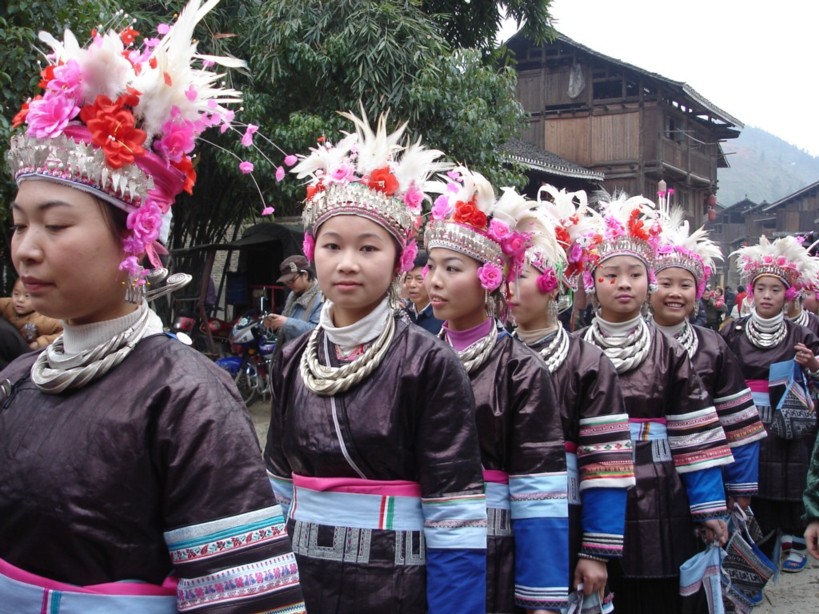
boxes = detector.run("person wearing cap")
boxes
[0,3,305,612]
[264,254,323,344]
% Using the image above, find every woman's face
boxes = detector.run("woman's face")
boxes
[313,215,397,327]
[593,254,649,323]
[651,266,697,326]
[752,275,786,318]
[425,248,487,331]
[508,264,555,330]
[11,180,131,325]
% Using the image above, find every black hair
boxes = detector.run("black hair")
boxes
[412,249,429,270]
[737,285,745,292]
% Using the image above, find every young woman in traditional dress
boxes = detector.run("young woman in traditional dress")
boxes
[722,236,819,572]
[424,170,569,613]
[0,2,305,612]
[650,206,766,513]
[265,114,487,613]
[506,186,634,611]
[569,193,733,614]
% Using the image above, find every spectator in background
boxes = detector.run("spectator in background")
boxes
[264,255,323,344]
[402,250,443,335]
[734,285,747,312]
[701,286,727,330]
[0,277,62,349]
[724,285,736,313]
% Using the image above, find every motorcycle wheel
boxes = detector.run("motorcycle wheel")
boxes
[233,368,257,406]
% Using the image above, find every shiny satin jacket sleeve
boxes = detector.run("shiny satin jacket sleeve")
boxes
[692,326,766,497]
[0,336,305,613]
[473,334,569,610]
[565,340,634,558]
[660,329,734,521]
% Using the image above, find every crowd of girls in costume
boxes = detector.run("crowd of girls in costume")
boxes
[3,2,819,614]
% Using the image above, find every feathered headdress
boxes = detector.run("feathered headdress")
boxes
[731,235,819,302]
[566,191,661,293]
[424,167,534,292]
[536,184,598,290]
[292,107,449,273]
[655,207,722,299]
[7,0,246,287]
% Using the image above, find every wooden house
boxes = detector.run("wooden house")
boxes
[507,32,743,220]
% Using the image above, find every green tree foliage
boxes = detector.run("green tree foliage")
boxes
[239,0,532,218]
[420,0,554,51]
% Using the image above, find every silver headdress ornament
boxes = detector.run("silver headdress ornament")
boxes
[424,167,537,292]
[424,168,504,267]
[6,0,249,290]
[655,206,722,299]
[731,235,819,300]
[292,107,450,272]
[575,191,661,293]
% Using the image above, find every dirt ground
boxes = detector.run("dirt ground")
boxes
[247,399,819,612]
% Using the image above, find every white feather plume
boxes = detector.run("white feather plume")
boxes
[133,0,246,142]
[658,206,722,270]
[337,107,406,176]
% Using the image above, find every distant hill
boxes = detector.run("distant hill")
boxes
[717,126,819,207]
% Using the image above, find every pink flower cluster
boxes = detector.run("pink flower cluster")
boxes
[477,262,503,291]
[399,240,419,273]
[536,268,558,294]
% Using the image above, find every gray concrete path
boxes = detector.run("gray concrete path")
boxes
[247,399,819,612]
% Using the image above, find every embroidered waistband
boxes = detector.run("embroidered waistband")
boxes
[628,419,668,441]
[292,473,421,497]
[291,484,423,531]
[0,557,176,613]
[746,379,769,393]
[482,469,509,484]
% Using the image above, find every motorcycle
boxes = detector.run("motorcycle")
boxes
[214,313,276,406]
[171,309,233,356]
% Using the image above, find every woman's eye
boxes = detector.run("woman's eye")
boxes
[361,245,378,253]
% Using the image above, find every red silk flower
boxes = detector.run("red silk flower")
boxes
[80,92,146,168]
[453,200,487,230]
[172,156,197,195]
[366,166,399,196]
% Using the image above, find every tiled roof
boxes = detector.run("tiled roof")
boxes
[502,138,604,181]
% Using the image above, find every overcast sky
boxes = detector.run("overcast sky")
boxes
[504,0,819,156]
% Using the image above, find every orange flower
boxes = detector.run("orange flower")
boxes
[12,97,38,128]
[79,91,144,167]
[38,65,56,90]
[366,166,399,196]
[87,111,146,168]
[119,27,140,46]
[453,200,487,230]
[306,182,325,200]
[172,156,197,195]
[554,226,570,248]
[628,209,649,240]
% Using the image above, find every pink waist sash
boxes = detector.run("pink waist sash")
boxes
[482,469,509,484]
[292,473,422,497]
[564,441,578,454]
[747,379,769,393]
[0,556,177,596]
